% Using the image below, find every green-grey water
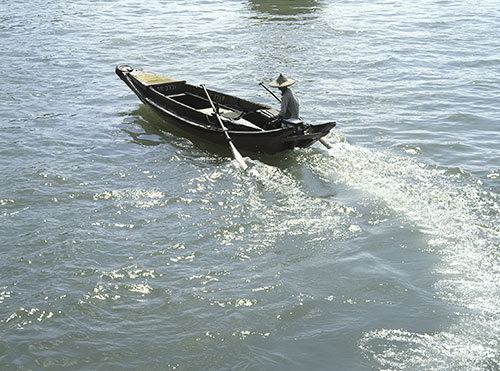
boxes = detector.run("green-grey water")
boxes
[1,0,499,369]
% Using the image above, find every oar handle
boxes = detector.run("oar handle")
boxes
[201,84,229,134]
[259,82,282,103]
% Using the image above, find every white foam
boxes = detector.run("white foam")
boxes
[312,143,500,369]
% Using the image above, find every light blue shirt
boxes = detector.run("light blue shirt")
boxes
[279,88,300,119]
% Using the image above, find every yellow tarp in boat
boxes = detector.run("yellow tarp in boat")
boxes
[131,71,179,86]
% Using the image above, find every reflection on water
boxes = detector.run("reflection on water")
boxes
[122,107,166,147]
[247,0,322,17]
[123,105,249,161]
[122,106,220,153]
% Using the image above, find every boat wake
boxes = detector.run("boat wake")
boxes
[306,141,500,370]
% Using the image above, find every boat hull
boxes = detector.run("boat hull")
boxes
[116,64,335,154]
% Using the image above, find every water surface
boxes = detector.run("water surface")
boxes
[1,0,499,369]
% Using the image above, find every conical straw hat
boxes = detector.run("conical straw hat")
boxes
[269,73,296,88]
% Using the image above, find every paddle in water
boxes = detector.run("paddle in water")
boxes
[201,84,248,170]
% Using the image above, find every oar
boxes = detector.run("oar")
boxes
[258,82,332,150]
[259,82,282,103]
[201,84,248,170]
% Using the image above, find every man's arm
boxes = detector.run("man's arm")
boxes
[279,92,290,117]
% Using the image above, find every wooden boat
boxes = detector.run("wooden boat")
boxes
[115,64,335,154]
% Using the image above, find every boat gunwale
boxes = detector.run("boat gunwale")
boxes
[145,94,290,138]
[145,79,291,136]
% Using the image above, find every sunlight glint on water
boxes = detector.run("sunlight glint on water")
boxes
[308,142,500,369]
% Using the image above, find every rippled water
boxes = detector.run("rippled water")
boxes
[1,0,499,369]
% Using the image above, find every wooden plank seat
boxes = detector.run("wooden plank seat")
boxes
[198,107,244,120]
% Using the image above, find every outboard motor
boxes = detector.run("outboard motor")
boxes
[283,118,305,135]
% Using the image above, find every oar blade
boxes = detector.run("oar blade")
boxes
[229,141,248,170]
[319,138,332,149]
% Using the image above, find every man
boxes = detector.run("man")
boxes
[269,73,300,120]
